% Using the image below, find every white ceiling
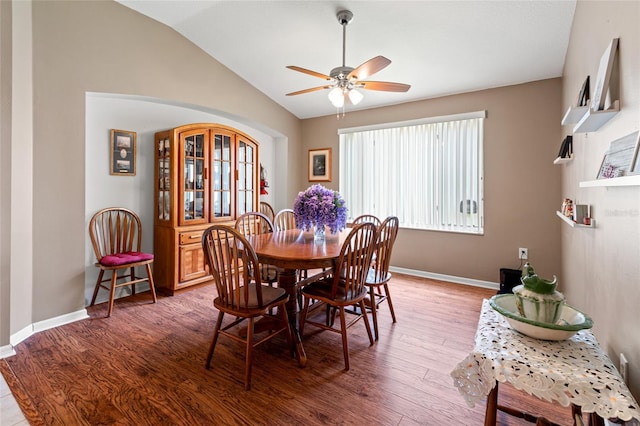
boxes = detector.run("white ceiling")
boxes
[117,1,576,119]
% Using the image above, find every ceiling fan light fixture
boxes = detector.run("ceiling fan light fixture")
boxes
[328,87,345,108]
[286,9,410,117]
[348,89,363,105]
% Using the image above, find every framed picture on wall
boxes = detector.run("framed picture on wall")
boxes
[308,148,331,182]
[110,129,136,176]
[591,38,619,111]
[596,131,639,179]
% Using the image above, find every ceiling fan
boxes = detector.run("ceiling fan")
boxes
[286,9,411,109]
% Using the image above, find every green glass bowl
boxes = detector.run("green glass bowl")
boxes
[489,294,593,341]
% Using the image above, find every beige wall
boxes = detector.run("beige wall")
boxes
[0,0,12,346]
[301,79,563,283]
[561,1,640,398]
[3,0,638,403]
[13,0,301,331]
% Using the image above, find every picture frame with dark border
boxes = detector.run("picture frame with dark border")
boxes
[110,129,136,176]
[308,148,331,182]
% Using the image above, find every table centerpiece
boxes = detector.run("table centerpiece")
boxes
[293,184,348,242]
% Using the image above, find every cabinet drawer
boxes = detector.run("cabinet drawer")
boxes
[179,230,204,245]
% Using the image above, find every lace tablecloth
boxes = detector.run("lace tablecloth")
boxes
[451,299,640,422]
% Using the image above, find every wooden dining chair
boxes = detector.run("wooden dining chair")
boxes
[259,201,276,224]
[235,212,278,287]
[273,208,296,232]
[351,214,382,227]
[299,222,377,370]
[364,216,399,340]
[202,225,292,390]
[88,207,157,317]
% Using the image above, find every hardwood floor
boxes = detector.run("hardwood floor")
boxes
[1,274,578,425]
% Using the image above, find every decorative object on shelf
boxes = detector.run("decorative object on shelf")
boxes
[512,263,565,324]
[573,204,590,224]
[308,148,332,182]
[561,198,574,218]
[293,184,347,242]
[596,131,640,179]
[592,38,619,111]
[110,129,136,176]
[260,163,269,195]
[577,75,590,107]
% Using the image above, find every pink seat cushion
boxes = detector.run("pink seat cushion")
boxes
[100,252,154,266]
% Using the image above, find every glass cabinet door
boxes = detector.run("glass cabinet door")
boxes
[179,131,207,225]
[236,137,257,216]
[211,130,233,221]
[157,136,171,222]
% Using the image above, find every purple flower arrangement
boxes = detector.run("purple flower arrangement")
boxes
[293,184,348,234]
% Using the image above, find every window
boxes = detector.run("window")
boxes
[339,111,484,234]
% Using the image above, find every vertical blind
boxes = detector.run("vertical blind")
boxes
[339,113,484,234]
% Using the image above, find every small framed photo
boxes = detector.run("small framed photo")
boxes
[308,148,331,182]
[596,131,639,179]
[110,129,136,176]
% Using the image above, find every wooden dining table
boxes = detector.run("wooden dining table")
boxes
[247,228,351,367]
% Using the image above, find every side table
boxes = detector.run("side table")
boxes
[451,299,640,425]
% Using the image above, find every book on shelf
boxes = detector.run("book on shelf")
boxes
[577,76,590,107]
[557,135,573,159]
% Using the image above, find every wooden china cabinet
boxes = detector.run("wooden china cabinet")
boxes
[153,123,259,294]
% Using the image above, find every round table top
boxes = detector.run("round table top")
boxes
[248,228,350,270]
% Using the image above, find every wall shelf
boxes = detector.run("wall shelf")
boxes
[580,175,640,187]
[556,211,595,228]
[573,100,620,133]
[553,156,573,165]
[561,105,588,126]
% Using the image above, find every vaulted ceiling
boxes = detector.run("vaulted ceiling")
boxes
[117,1,576,119]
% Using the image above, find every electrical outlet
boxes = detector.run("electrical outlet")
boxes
[518,247,528,260]
[620,353,629,384]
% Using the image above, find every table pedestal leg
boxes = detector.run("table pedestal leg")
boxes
[278,268,307,367]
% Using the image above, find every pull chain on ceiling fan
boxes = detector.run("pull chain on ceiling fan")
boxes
[286,9,410,113]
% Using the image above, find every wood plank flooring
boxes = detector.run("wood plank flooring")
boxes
[1,274,578,425]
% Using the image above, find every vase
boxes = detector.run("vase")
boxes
[314,225,326,242]
[513,263,565,324]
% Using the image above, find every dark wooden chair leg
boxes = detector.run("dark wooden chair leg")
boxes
[485,382,498,426]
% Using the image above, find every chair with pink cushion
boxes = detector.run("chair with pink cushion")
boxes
[88,207,157,317]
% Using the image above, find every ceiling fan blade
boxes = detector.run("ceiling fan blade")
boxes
[347,56,391,80]
[286,85,333,96]
[286,66,332,80]
[359,81,411,92]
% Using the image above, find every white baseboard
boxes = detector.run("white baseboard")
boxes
[389,266,499,291]
[33,309,89,333]
[0,344,16,359]
[5,309,89,355]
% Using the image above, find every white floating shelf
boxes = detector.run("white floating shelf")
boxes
[573,100,620,133]
[556,211,595,228]
[561,105,588,126]
[553,156,573,165]
[580,174,640,187]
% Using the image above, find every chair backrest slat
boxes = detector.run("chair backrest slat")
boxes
[331,222,377,300]
[203,225,265,309]
[89,208,143,261]
[235,212,274,237]
[351,214,382,228]
[259,202,275,224]
[273,209,296,232]
[370,216,399,282]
